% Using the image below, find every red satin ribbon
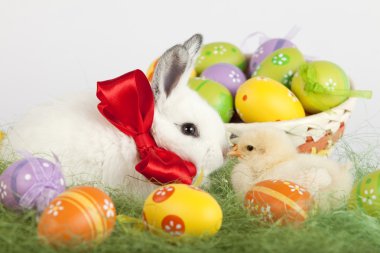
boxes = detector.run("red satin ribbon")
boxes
[96,69,197,185]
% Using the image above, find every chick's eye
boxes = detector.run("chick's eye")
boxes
[246,145,255,151]
[181,123,199,137]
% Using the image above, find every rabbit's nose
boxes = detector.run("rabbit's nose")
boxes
[222,144,230,158]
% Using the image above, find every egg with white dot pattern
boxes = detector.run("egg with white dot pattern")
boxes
[0,153,66,212]
[252,47,305,88]
[248,38,296,76]
[291,61,351,114]
[143,184,223,237]
[349,170,380,217]
[201,63,246,96]
[195,42,246,74]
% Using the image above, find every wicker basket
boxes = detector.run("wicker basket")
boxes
[225,84,356,155]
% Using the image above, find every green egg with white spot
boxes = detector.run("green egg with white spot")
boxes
[188,77,234,123]
[195,42,246,74]
[349,170,380,217]
[291,61,351,114]
[252,47,305,88]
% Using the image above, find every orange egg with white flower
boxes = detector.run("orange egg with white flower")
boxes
[38,186,116,246]
[245,180,313,224]
[143,184,222,237]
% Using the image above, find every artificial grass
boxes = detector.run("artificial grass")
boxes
[1,138,380,253]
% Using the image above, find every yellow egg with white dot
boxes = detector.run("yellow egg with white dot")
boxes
[235,77,305,122]
[143,184,223,237]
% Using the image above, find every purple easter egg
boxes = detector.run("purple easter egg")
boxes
[248,38,296,76]
[201,63,246,96]
[0,153,66,212]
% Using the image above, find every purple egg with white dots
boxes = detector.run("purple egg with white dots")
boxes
[0,153,66,212]
[248,38,296,76]
[201,63,246,96]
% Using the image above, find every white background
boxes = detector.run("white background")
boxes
[1,0,379,152]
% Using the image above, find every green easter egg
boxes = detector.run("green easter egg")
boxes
[252,47,305,88]
[195,42,246,74]
[291,61,350,114]
[188,77,234,123]
[349,170,380,217]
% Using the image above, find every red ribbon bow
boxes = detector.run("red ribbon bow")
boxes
[96,69,197,185]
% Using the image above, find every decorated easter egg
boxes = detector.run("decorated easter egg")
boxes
[188,77,234,122]
[291,61,352,114]
[146,58,196,82]
[201,63,246,96]
[252,47,305,88]
[143,184,222,237]
[195,42,246,74]
[249,38,296,76]
[38,186,116,246]
[292,61,372,114]
[245,180,313,224]
[348,170,380,217]
[235,77,305,122]
[0,153,65,212]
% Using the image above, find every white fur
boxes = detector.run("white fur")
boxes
[231,126,354,211]
[1,34,228,199]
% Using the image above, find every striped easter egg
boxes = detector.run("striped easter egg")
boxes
[349,170,380,217]
[245,180,313,224]
[38,186,116,246]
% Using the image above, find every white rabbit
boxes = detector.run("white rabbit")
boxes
[1,34,228,199]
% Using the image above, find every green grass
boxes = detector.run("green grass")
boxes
[1,138,380,253]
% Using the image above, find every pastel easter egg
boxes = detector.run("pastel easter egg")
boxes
[146,58,197,83]
[252,47,305,88]
[188,77,234,122]
[245,180,313,224]
[0,154,66,212]
[143,184,222,237]
[195,42,246,74]
[235,77,305,123]
[291,61,351,114]
[349,170,380,217]
[201,63,246,96]
[249,38,296,76]
[38,186,116,247]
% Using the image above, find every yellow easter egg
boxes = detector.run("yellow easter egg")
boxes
[235,77,305,122]
[0,131,4,143]
[143,184,222,237]
[146,58,196,83]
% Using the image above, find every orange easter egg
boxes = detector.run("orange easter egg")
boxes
[38,186,116,247]
[244,180,313,224]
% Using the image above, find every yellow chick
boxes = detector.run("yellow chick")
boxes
[229,126,354,211]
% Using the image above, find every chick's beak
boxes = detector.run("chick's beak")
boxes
[228,145,243,158]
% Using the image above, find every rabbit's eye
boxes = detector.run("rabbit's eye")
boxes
[181,123,199,137]
[246,145,255,151]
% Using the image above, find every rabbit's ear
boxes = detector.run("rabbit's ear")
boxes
[183,34,203,59]
[152,45,189,105]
